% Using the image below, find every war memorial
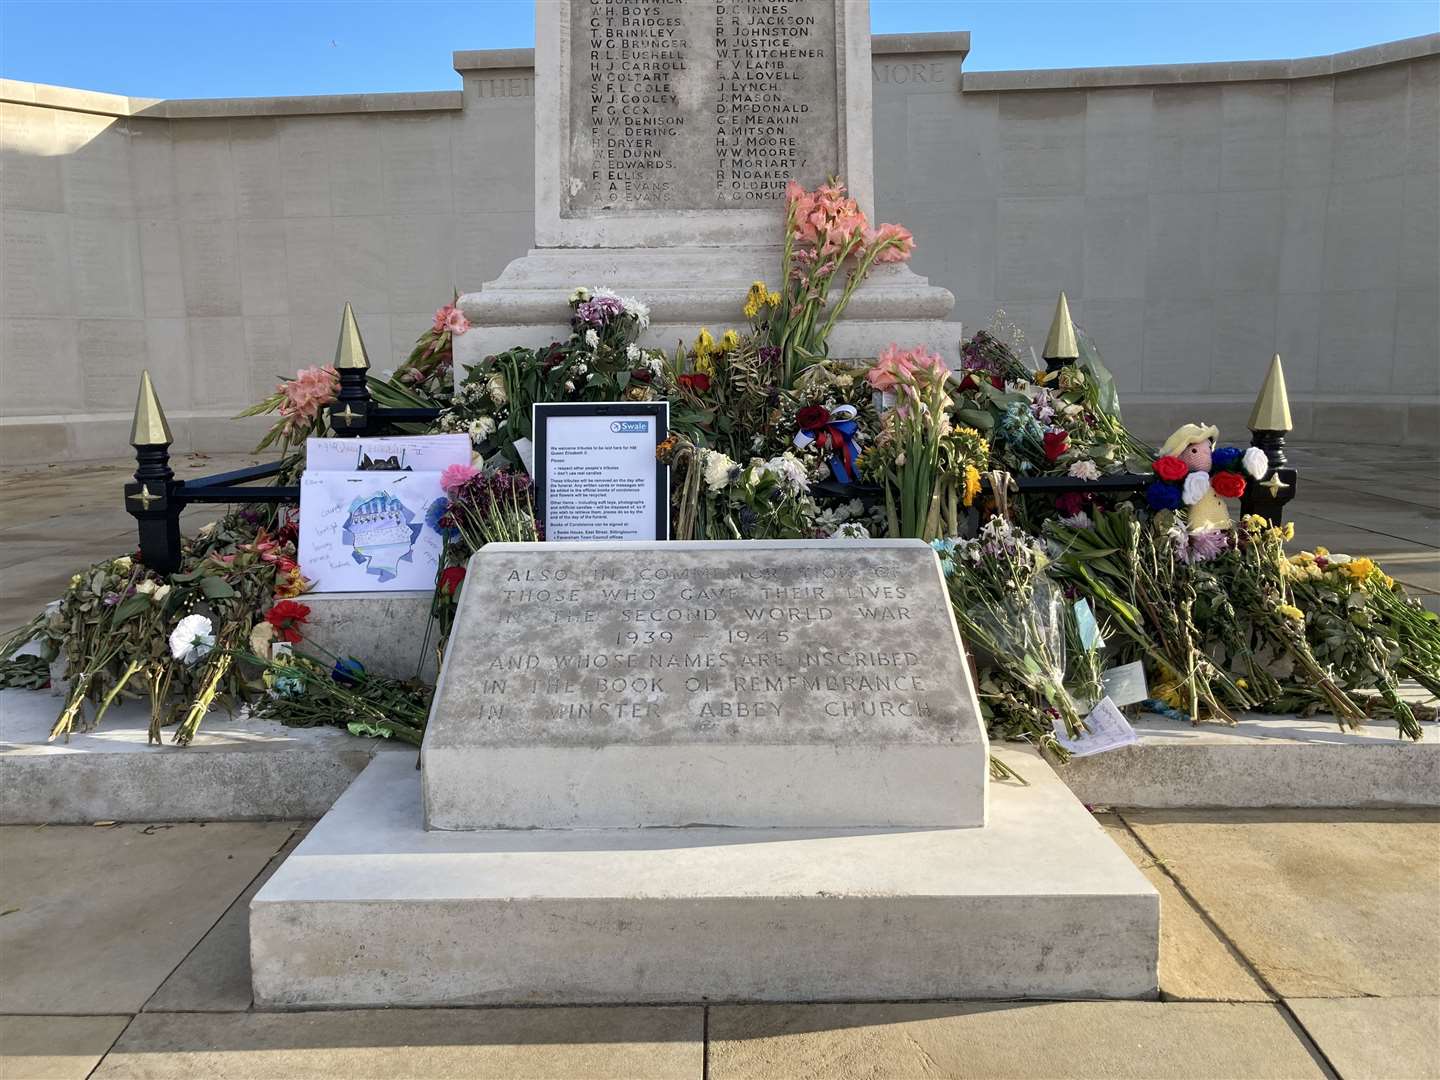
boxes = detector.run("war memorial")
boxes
[1,1,1438,1075]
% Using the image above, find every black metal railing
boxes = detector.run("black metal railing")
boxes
[128,338,1297,571]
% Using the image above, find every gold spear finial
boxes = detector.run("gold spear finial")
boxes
[333,301,370,370]
[1248,353,1293,432]
[130,370,173,447]
[1042,291,1079,361]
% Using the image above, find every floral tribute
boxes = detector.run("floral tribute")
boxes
[3,176,1437,767]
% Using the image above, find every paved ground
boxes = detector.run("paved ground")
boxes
[0,810,1436,1079]
[2,443,1438,634]
[1,446,1437,1077]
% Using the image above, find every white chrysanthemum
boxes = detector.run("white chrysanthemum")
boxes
[1182,470,1212,506]
[619,295,650,329]
[584,328,599,349]
[764,452,810,496]
[568,287,589,303]
[169,614,215,664]
[468,417,496,441]
[1242,446,1269,479]
[1067,459,1101,480]
[832,522,871,539]
[626,344,641,362]
[702,450,738,492]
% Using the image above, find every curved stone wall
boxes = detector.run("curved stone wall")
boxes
[1,32,1435,462]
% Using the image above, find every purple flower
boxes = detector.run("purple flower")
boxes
[758,346,782,366]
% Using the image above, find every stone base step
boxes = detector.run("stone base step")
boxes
[249,747,1158,1007]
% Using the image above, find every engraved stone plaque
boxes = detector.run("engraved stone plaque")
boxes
[565,0,840,214]
[423,539,987,829]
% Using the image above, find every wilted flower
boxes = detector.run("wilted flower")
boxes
[1067,459,1100,481]
[702,450,739,492]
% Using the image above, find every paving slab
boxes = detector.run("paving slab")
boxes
[90,1007,702,1079]
[1096,815,1271,1002]
[1122,809,1440,998]
[0,821,296,1013]
[143,826,309,1013]
[0,1015,131,1080]
[708,1001,1326,1079]
[1288,996,1440,1080]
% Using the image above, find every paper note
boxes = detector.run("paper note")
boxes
[539,413,662,541]
[1073,598,1105,651]
[1101,661,1149,707]
[512,436,535,476]
[1053,696,1139,757]
[299,470,446,592]
[306,434,470,473]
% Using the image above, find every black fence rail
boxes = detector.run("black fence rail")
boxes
[126,306,1298,573]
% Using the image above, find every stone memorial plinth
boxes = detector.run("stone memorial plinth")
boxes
[456,0,961,367]
[423,540,987,829]
[250,541,1158,1006]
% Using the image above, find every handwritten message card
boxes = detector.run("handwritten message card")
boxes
[306,434,471,473]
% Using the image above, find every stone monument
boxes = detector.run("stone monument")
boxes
[248,2,1158,1007]
[251,540,1158,1007]
[456,0,962,367]
[423,541,988,829]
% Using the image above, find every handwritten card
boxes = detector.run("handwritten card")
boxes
[1053,696,1139,758]
[306,434,471,473]
[1101,661,1149,707]
[299,471,446,592]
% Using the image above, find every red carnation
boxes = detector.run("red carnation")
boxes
[1153,455,1188,483]
[1043,430,1070,463]
[1211,471,1246,498]
[795,404,831,430]
[676,373,711,393]
[264,600,311,644]
[438,565,467,596]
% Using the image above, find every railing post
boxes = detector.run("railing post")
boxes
[330,301,372,438]
[125,371,183,573]
[1239,353,1298,526]
[1041,291,1079,376]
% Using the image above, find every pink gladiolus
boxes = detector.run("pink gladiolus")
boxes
[866,344,948,392]
[440,463,480,496]
[278,365,339,433]
[444,307,470,335]
[868,223,915,264]
[433,304,455,333]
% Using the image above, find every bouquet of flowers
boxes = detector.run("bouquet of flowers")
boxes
[769,180,915,387]
[934,519,1083,750]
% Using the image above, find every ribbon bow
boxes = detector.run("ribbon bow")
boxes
[793,404,862,483]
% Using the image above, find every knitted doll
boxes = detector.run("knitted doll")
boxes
[1149,423,1268,531]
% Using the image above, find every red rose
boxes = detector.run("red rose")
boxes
[1153,455,1188,483]
[1043,430,1069,463]
[630,368,654,384]
[1211,471,1246,498]
[264,600,311,644]
[795,404,831,431]
[1055,492,1090,517]
[676,373,710,393]
[438,565,467,596]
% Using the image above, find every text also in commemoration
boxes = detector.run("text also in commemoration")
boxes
[568,0,840,212]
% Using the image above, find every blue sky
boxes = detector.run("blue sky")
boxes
[1,1,1435,98]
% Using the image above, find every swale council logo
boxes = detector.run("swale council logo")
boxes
[610,420,649,434]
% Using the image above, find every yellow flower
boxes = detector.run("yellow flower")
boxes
[693,327,715,357]
[1314,546,1329,557]
[1282,522,1295,541]
[719,329,741,352]
[962,463,982,508]
[694,353,715,376]
[743,281,778,319]
[1277,603,1305,622]
[1344,558,1376,581]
